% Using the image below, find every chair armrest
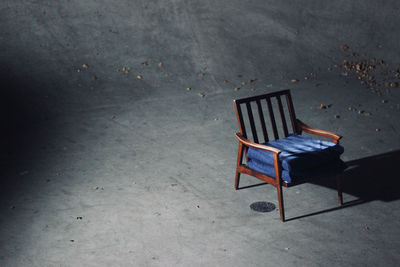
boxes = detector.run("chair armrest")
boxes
[235,133,281,155]
[296,119,342,143]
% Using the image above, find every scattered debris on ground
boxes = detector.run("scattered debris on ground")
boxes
[116,67,130,74]
[318,104,331,109]
[336,45,400,95]
[340,44,350,52]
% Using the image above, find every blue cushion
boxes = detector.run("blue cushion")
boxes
[247,134,344,172]
[247,158,347,183]
[246,134,346,183]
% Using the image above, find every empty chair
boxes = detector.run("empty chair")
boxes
[233,89,346,222]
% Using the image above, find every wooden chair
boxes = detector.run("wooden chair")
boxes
[234,89,345,222]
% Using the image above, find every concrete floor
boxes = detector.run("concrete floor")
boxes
[1,0,400,266]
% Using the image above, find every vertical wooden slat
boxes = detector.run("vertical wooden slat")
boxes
[234,101,247,138]
[256,99,268,143]
[285,93,298,134]
[266,97,279,140]
[276,95,289,137]
[246,102,258,143]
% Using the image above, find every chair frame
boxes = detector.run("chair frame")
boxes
[234,89,344,222]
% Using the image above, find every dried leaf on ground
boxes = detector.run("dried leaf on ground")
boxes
[340,44,350,51]
[318,104,331,109]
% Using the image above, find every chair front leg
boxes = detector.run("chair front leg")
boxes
[276,180,285,222]
[273,153,285,222]
[235,143,245,190]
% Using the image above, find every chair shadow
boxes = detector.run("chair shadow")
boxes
[286,149,400,221]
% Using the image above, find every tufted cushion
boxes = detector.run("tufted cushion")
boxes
[246,134,346,183]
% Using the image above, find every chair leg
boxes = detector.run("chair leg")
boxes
[234,171,241,190]
[336,174,343,205]
[276,183,285,222]
[235,143,244,190]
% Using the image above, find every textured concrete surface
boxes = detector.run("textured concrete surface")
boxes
[1,0,400,266]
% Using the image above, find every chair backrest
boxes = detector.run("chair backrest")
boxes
[234,89,298,143]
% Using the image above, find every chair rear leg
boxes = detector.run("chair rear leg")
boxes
[234,171,241,190]
[276,183,285,222]
[336,174,343,205]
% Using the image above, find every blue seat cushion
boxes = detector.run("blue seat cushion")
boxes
[247,158,347,183]
[247,134,344,172]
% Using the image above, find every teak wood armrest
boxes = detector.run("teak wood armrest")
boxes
[235,133,281,155]
[296,119,342,143]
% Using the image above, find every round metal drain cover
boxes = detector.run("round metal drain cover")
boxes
[250,201,276,212]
